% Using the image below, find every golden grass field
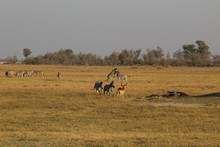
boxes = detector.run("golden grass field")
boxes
[0,65,219,146]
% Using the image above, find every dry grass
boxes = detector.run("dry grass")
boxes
[0,65,219,146]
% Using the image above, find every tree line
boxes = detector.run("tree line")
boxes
[5,40,220,66]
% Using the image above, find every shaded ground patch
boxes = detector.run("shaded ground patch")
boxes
[146,91,220,100]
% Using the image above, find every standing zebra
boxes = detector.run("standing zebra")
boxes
[115,70,128,84]
[106,68,118,82]
[104,81,115,95]
[94,81,103,94]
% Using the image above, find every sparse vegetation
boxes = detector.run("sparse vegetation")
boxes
[0,65,219,146]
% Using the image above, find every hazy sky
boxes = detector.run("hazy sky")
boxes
[0,0,220,59]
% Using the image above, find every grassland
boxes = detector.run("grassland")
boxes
[0,65,219,146]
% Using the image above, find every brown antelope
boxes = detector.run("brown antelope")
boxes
[116,83,127,97]
[57,72,61,78]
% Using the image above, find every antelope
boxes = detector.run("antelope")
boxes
[116,83,127,97]
[57,72,61,78]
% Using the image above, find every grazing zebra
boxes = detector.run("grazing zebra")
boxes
[16,71,25,77]
[115,71,128,84]
[34,70,44,77]
[94,81,103,94]
[5,70,44,77]
[116,83,127,97]
[104,81,115,95]
[106,68,118,82]
[5,70,16,77]
[23,70,34,77]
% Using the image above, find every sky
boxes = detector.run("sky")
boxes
[0,0,220,59]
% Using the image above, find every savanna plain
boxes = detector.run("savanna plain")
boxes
[0,65,219,146]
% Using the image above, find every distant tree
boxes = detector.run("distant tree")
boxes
[64,49,73,56]
[196,40,210,54]
[6,56,18,64]
[33,55,44,64]
[133,49,142,64]
[142,47,164,65]
[143,49,156,65]
[95,56,105,66]
[104,51,120,66]
[85,53,97,65]
[153,47,164,63]
[57,49,74,65]
[172,49,185,66]
[182,40,211,66]
[182,44,197,57]
[182,44,199,66]
[118,49,142,65]
[212,55,220,66]
[118,49,130,65]
[195,40,211,66]
[164,52,172,66]
[76,52,87,65]
[23,48,32,58]
[23,55,45,65]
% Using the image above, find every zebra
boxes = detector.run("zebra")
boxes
[106,68,118,82]
[115,70,128,84]
[94,81,103,94]
[34,70,44,77]
[16,71,25,77]
[104,81,115,95]
[23,70,34,77]
[5,70,16,77]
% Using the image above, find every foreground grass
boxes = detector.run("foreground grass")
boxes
[0,65,219,146]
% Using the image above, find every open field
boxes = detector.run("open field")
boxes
[0,65,220,146]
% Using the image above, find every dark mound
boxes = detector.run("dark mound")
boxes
[193,92,220,98]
